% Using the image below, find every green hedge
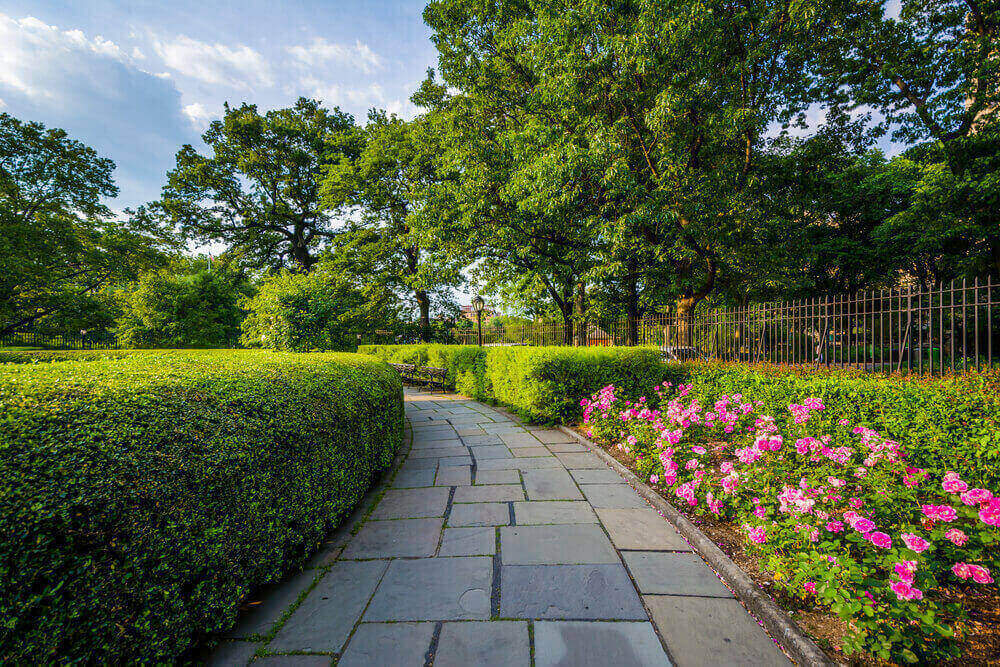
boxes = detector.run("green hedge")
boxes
[359,345,999,485]
[0,350,403,662]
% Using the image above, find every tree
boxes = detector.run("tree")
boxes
[0,113,170,336]
[822,0,1000,276]
[158,98,361,272]
[322,111,462,340]
[116,260,250,348]
[240,259,404,351]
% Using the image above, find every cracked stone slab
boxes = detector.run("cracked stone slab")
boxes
[448,502,510,527]
[570,468,626,484]
[622,552,732,597]
[474,469,521,485]
[513,501,598,525]
[268,560,388,653]
[500,564,647,620]
[500,524,618,564]
[337,622,435,667]
[363,557,493,621]
[644,595,790,666]
[438,527,497,556]
[436,465,472,486]
[392,468,436,488]
[553,452,607,468]
[580,483,649,509]
[521,469,584,500]
[596,508,690,551]
[370,487,450,519]
[225,569,320,638]
[454,484,525,503]
[468,444,512,460]
[341,518,444,559]
[434,621,530,667]
[534,621,670,667]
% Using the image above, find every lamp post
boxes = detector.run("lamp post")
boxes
[472,295,485,347]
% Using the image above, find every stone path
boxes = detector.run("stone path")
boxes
[211,389,790,666]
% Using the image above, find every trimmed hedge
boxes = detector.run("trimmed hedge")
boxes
[359,345,999,485]
[0,350,403,663]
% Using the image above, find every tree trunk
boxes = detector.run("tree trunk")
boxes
[573,281,588,346]
[415,289,431,342]
[290,233,316,272]
[675,295,698,347]
[625,263,638,346]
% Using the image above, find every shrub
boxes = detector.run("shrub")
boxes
[0,350,403,663]
[583,381,999,663]
[360,344,489,398]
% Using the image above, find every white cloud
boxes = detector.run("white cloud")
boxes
[288,38,383,74]
[386,98,420,120]
[0,13,131,99]
[300,78,388,110]
[152,34,272,88]
[182,102,215,128]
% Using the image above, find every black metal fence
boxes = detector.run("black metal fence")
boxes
[455,278,1000,374]
[0,331,121,350]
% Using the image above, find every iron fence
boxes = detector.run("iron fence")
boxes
[0,331,121,350]
[454,278,1000,374]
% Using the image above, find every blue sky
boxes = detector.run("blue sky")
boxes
[0,0,437,211]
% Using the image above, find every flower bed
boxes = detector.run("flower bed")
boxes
[582,382,999,664]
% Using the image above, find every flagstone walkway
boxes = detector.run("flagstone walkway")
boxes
[211,389,790,666]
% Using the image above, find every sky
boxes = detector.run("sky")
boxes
[0,0,438,211]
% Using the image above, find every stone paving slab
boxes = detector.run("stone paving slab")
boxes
[439,527,497,556]
[410,445,470,458]
[437,455,474,467]
[532,430,576,444]
[581,483,650,509]
[623,552,733,597]
[226,569,320,638]
[337,622,434,667]
[534,621,670,667]
[644,596,790,666]
[510,445,551,457]
[448,502,510,526]
[454,484,524,503]
[500,564,647,620]
[500,524,618,564]
[268,560,387,653]
[392,468,436,488]
[364,557,492,621]
[469,444,513,460]
[476,456,562,470]
[474,469,521,485]
[570,468,627,484]
[435,465,472,486]
[547,442,588,452]
[513,501,598,525]
[500,432,543,447]
[341,517,444,559]
[553,452,607,468]
[434,621,531,667]
[370,487,450,519]
[209,640,258,665]
[597,508,690,551]
[256,655,331,665]
[522,468,584,500]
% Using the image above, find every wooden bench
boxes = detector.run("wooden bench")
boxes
[388,363,449,389]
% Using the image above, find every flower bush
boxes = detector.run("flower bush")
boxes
[582,382,999,664]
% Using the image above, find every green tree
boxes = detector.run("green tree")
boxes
[158,98,361,272]
[0,113,170,336]
[116,262,249,348]
[322,110,462,340]
[240,260,403,351]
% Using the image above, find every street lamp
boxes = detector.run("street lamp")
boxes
[472,295,485,346]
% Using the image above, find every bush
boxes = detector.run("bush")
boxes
[0,350,403,662]
[583,381,999,663]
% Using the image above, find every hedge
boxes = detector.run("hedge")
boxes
[0,350,403,663]
[358,345,999,485]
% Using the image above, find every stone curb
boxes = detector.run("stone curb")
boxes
[557,425,836,667]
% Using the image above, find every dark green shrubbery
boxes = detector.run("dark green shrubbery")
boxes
[0,350,403,662]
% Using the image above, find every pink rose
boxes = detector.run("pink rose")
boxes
[868,531,892,549]
[803,581,816,594]
[970,565,994,584]
[889,580,923,601]
[825,520,844,533]
[942,471,969,494]
[900,532,930,553]
[961,488,993,505]
[952,562,972,579]
[853,518,876,534]
[894,560,917,583]
[922,504,958,523]
[980,498,1000,526]
[945,528,968,546]
[747,526,767,544]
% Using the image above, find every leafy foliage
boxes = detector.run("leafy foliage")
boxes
[0,350,403,663]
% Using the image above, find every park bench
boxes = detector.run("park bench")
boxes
[388,362,449,389]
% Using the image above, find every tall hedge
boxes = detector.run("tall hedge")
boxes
[0,350,403,662]
[359,345,999,485]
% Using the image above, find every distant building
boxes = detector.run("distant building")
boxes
[460,304,496,322]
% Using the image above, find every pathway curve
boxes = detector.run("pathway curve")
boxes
[211,389,790,666]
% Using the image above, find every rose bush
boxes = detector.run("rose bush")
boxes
[582,382,999,664]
